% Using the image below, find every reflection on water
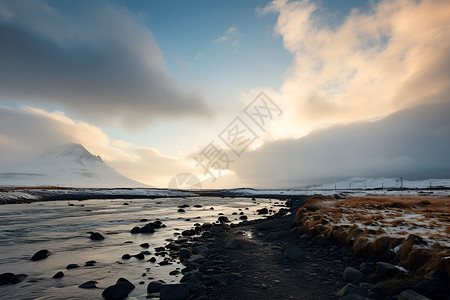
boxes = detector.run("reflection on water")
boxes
[0,197,279,299]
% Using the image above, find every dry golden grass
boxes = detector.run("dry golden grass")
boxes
[295,194,450,277]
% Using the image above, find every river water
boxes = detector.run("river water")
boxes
[0,196,281,299]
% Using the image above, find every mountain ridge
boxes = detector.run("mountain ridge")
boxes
[0,143,147,188]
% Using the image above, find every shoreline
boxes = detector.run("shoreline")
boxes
[154,196,448,300]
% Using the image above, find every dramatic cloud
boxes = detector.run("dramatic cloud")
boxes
[0,106,194,187]
[0,0,211,127]
[213,26,241,53]
[232,102,450,187]
[261,0,450,138]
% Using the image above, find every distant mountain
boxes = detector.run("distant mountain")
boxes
[0,143,147,188]
[316,177,450,190]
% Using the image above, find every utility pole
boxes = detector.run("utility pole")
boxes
[400,177,404,189]
[382,182,384,189]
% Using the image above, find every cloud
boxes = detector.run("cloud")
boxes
[260,0,450,139]
[0,106,196,187]
[0,0,211,128]
[194,51,204,60]
[213,26,241,53]
[231,102,450,187]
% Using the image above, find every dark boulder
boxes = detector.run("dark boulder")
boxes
[140,224,156,234]
[90,232,105,240]
[257,208,269,214]
[0,273,14,285]
[147,281,163,293]
[102,278,135,300]
[217,216,229,223]
[79,281,98,289]
[66,264,80,269]
[160,284,189,300]
[130,227,141,234]
[52,271,64,278]
[31,249,51,261]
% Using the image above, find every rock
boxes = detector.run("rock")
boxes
[283,247,302,261]
[0,273,14,285]
[147,281,163,293]
[10,274,27,284]
[140,224,156,233]
[169,270,180,276]
[31,249,51,261]
[239,215,248,220]
[343,267,364,283]
[194,205,202,208]
[52,271,64,278]
[280,243,292,252]
[122,254,131,260]
[160,284,189,300]
[181,230,193,237]
[90,232,105,240]
[85,260,96,266]
[398,289,430,300]
[79,281,98,288]
[116,278,135,291]
[179,249,191,260]
[335,283,367,298]
[102,280,134,300]
[134,253,145,260]
[188,254,206,264]
[210,273,231,285]
[193,245,208,254]
[257,208,269,214]
[148,257,156,263]
[217,216,229,223]
[202,222,212,229]
[340,294,366,300]
[414,277,445,295]
[224,239,241,249]
[376,262,399,277]
[140,243,150,248]
[178,209,185,213]
[130,227,141,234]
[201,231,213,238]
[66,264,80,269]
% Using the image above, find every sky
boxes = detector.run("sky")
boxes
[0,0,449,188]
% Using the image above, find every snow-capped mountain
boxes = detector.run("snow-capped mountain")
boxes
[0,143,147,188]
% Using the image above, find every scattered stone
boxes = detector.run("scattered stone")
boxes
[376,262,399,277]
[179,249,191,260]
[194,205,202,208]
[257,208,269,214]
[201,231,213,238]
[84,260,96,266]
[160,284,189,300]
[134,253,145,260]
[218,216,229,223]
[31,249,51,261]
[131,227,141,234]
[148,257,156,263]
[193,245,208,254]
[140,224,156,233]
[239,215,248,220]
[178,209,185,213]
[343,267,364,283]
[188,254,206,264]
[0,273,14,285]
[169,270,180,276]
[102,278,135,300]
[283,247,302,261]
[79,281,98,289]
[66,264,80,269]
[140,243,150,248]
[52,271,64,279]
[224,239,241,249]
[340,294,366,300]
[10,274,27,284]
[147,281,163,293]
[398,289,430,300]
[335,283,368,298]
[90,232,104,240]
[122,254,131,260]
